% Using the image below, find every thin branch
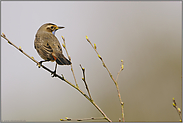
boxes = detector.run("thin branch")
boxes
[61,36,78,87]
[86,36,125,122]
[1,33,112,122]
[172,98,182,121]
[80,64,92,100]
[116,60,124,82]
[60,117,106,121]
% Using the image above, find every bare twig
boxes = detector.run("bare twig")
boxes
[86,36,125,122]
[1,33,112,122]
[172,98,182,121]
[61,36,78,87]
[116,60,124,82]
[80,64,92,100]
[60,117,106,121]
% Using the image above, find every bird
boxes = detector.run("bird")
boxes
[34,23,71,77]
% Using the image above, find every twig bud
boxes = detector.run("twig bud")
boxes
[2,33,6,37]
[65,117,71,121]
[172,98,176,105]
[98,54,102,60]
[102,63,106,67]
[8,41,12,45]
[80,64,85,71]
[173,102,176,107]
[172,97,175,100]
[121,65,124,70]
[61,36,65,40]
[31,57,34,59]
[19,46,23,52]
[119,118,121,122]
[68,55,71,61]
[61,74,65,80]
[178,108,181,113]
[82,77,84,81]
[121,60,124,70]
[86,36,90,42]
[94,43,97,49]
[62,43,65,48]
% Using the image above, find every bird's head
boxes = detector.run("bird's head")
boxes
[38,23,65,35]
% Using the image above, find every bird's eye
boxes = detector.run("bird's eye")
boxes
[50,26,54,29]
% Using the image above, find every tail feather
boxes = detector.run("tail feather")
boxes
[56,54,71,65]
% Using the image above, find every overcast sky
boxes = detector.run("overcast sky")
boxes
[1,1,182,122]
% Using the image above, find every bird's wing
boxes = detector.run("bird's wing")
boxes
[46,34,71,65]
[48,34,63,53]
[34,34,54,60]
[42,42,53,53]
[54,53,71,65]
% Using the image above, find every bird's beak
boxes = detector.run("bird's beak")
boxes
[56,26,65,30]
[52,26,65,35]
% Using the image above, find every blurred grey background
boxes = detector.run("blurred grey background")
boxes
[1,1,181,122]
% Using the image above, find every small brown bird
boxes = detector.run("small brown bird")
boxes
[34,23,71,76]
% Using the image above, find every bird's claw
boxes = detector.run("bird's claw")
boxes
[51,70,57,77]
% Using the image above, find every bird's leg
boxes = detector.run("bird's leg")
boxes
[51,63,58,77]
[37,60,49,68]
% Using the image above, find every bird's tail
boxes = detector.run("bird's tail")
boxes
[56,54,71,65]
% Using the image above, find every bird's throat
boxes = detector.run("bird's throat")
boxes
[52,30,56,35]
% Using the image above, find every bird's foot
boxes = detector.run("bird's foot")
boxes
[37,61,43,68]
[51,70,57,77]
